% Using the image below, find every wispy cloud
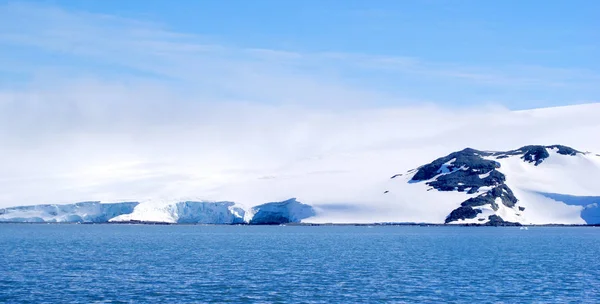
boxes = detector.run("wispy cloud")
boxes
[0,3,598,207]
[1,2,598,108]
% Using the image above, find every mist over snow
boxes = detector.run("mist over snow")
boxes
[1,81,599,214]
[0,3,599,224]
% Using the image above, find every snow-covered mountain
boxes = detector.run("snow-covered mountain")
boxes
[1,145,597,225]
[2,103,600,225]
[385,145,600,225]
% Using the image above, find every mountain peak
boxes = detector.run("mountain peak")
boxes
[491,145,580,166]
[400,144,596,225]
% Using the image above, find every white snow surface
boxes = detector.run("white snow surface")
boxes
[109,200,247,224]
[492,150,600,224]
[1,103,600,224]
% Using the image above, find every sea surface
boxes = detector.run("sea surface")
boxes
[1,224,599,303]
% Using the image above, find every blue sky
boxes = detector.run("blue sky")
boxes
[0,0,599,109]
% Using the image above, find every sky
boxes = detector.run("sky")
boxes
[1,0,599,108]
[0,1,599,207]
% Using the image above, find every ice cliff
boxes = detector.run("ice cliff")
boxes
[0,201,139,223]
[0,199,316,224]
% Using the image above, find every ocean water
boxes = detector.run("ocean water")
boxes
[1,225,599,303]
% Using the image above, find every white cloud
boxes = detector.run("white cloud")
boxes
[0,3,599,208]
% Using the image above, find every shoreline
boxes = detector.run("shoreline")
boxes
[0,221,598,227]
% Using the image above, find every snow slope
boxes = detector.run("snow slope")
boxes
[385,145,600,225]
[4,145,596,225]
[1,104,600,224]
[1,146,598,225]
[495,148,600,224]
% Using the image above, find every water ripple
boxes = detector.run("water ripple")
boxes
[0,225,599,303]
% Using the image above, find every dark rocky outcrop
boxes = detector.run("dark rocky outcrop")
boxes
[407,145,582,224]
[445,184,519,223]
[549,145,580,156]
[489,184,518,208]
[427,169,505,193]
[410,148,505,193]
[493,145,550,166]
[445,206,482,223]
[492,145,580,166]
[484,215,522,226]
[411,148,497,182]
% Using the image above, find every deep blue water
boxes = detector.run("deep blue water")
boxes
[1,225,599,303]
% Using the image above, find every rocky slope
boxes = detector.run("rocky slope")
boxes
[387,145,600,225]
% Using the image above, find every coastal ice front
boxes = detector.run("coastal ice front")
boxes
[1,145,598,225]
[0,202,139,223]
[0,199,316,224]
[2,103,600,225]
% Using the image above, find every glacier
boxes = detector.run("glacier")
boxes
[0,145,598,226]
[110,199,316,224]
[110,201,247,224]
[248,198,316,225]
[2,103,600,225]
[0,201,139,223]
[0,199,316,224]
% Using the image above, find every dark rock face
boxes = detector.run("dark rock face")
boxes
[427,170,505,193]
[491,145,580,166]
[411,148,497,182]
[410,148,505,194]
[407,145,581,224]
[485,215,522,226]
[448,185,518,222]
[462,192,499,210]
[520,146,550,166]
[445,206,482,224]
[491,145,548,166]
[489,184,518,208]
[548,145,580,156]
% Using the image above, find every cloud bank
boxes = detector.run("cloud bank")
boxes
[0,3,599,208]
